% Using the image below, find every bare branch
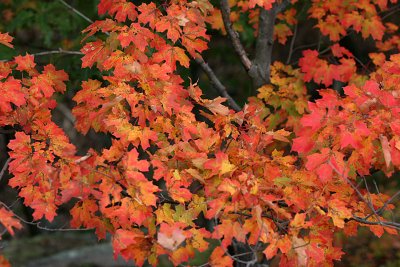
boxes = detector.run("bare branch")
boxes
[33,48,84,56]
[58,0,94,24]
[328,160,400,231]
[248,8,277,88]
[0,48,83,62]
[350,215,400,230]
[367,190,400,219]
[0,158,11,182]
[276,0,291,13]
[286,23,297,64]
[328,160,383,225]
[219,0,252,71]
[0,201,94,232]
[195,57,241,111]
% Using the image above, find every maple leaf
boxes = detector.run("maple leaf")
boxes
[152,46,190,71]
[0,207,22,236]
[0,78,26,113]
[328,198,352,228]
[248,0,276,9]
[213,220,246,248]
[204,97,231,116]
[380,134,392,168]
[137,2,161,29]
[305,149,330,171]
[300,102,325,131]
[204,152,236,176]
[118,24,154,51]
[274,23,293,45]
[109,1,137,22]
[136,180,159,206]
[14,54,36,73]
[317,15,346,42]
[156,15,182,43]
[305,243,325,263]
[0,32,13,48]
[81,41,111,69]
[181,25,209,57]
[0,255,11,267]
[42,64,69,93]
[112,228,151,266]
[3,1,400,265]
[30,75,56,98]
[292,134,315,154]
[157,224,186,250]
[210,246,233,267]
[124,149,149,172]
[30,195,58,222]
[97,0,113,16]
[362,16,385,40]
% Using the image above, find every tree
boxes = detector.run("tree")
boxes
[0,0,400,266]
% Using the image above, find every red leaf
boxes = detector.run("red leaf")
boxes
[0,78,25,113]
[305,243,324,263]
[292,135,315,154]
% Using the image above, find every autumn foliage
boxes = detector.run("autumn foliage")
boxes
[0,0,400,266]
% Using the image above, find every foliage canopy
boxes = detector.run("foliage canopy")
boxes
[1,0,400,266]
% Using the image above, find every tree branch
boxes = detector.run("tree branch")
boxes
[0,158,11,182]
[350,215,400,230]
[286,23,297,64]
[248,8,277,89]
[195,57,241,111]
[57,0,94,24]
[276,0,291,13]
[328,160,400,231]
[219,0,252,71]
[0,48,83,62]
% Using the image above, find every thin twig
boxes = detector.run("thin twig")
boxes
[58,0,93,24]
[276,0,291,13]
[219,0,252,71]
[33,48,83,56]
[328,161,400,231]
[368,190,400,219]
[381,4,400,20]
[194,57,241,111]
[286,23,298,64]
[0,48,83,62]
[0,158,11,182]
[291,43,319,54]
[0,201,94,232]
[213,217,255,265]
[328,160,382,224]
[350,216,400,229]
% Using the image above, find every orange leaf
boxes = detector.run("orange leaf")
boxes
[204,152,236,176]
[210,246,233,267]
[0,32,13,48]
[0,207,22,236]
[248,0,276,9]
